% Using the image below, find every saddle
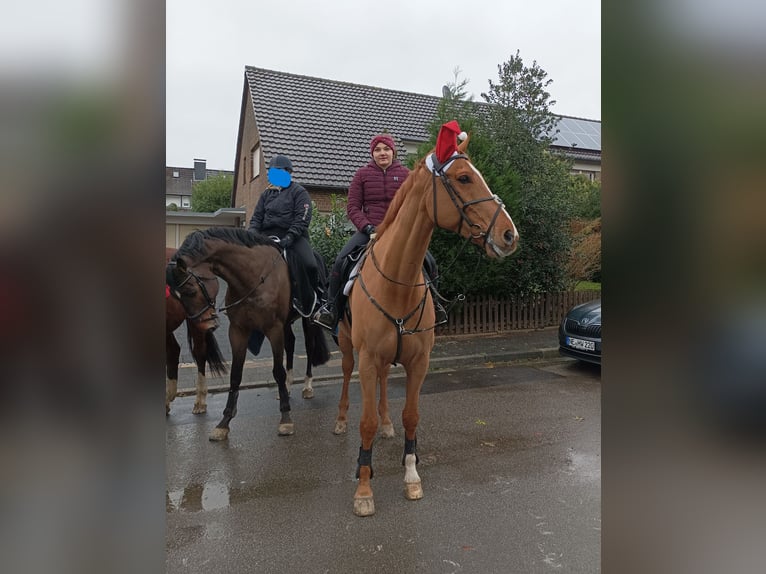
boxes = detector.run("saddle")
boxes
[337,244,367,322]
[285,248,326,318]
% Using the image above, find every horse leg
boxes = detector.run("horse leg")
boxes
[282,323,295,399]
[267,325,292,436]
[189,328,208,414]
[378,364,394,438]
[301,319,314,399]
[166,331,180,415]
[302,362,314,399]
[334,323,354,434]
[401,361,428,501]
[210,327,248,441]
[353,352,379,517]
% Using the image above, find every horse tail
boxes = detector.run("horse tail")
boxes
[203,329,228,376]
[304,318,331,367]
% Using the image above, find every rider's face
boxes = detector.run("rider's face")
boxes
[372,143,393,169]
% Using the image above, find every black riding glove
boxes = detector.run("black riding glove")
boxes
[280,233,295,248]
[363,224,376,235]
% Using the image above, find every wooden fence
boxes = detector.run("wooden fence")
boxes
[435,290,600,336]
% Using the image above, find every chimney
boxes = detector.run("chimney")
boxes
[193,158,207,181]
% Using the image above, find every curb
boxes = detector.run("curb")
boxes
[176,347,561,397]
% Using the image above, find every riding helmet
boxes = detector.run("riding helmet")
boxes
[269,154,293,173]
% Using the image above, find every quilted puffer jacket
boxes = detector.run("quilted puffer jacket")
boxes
[347,159,409,231]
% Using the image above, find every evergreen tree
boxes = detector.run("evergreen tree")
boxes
[420,54,574,298]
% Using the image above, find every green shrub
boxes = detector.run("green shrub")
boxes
[308,195,352,268]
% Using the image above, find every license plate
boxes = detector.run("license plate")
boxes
[567,336,595,352]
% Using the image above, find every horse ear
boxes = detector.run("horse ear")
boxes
[166,257,186,288]
[457,132,470,153]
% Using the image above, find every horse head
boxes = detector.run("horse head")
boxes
[425,133,519,258]
[166,255,220,331]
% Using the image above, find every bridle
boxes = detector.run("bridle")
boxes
[429,153,507,249]
[167,262,218,324]
[168,248,283,323]
[358,153,503,364]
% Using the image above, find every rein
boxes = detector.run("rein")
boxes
[217,251,283,314]
[369,242,427,288]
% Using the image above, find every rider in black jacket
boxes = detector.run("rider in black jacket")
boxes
[248,154,323,311]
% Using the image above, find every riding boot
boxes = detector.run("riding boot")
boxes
[313,300,337,331]
[431,287,448,326]
[314,284,327,314]
[314,267,342,330]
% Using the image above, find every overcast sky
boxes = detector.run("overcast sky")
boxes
[167,0,601,170]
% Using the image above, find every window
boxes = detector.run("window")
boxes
[182,197,190,208]
[251,144,260,181]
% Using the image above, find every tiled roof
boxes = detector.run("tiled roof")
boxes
[165,166,234,197]
[245,66,600,190]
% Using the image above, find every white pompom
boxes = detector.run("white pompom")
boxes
[458,131,467,141]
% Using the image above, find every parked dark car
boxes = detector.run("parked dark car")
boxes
[559,299,601,365]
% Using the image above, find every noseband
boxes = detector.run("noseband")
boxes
[168,261,218,323]
[429,153,506,247]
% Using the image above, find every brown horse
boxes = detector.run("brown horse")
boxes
[165,247,226,415]
[339,128,519,516]
[166,227,329,441]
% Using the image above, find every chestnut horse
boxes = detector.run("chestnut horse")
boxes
[166,227,329,441]
[340,129,519,516]
[165,247,226,415]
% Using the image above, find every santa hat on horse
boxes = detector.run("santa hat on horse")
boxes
[428,120,468,172]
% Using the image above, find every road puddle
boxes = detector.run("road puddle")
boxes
[167,480,229,512]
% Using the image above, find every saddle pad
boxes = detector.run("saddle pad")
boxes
[342,259,362,296]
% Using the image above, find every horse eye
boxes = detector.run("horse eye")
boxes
[457,175,470,184]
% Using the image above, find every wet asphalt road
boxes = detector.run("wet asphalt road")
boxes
[166,358,600,573]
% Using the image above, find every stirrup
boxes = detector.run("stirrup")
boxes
[434,304,448,326]
[313,306,337,331]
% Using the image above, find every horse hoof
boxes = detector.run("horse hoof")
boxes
[302,388,314,399]
[209,427,229,441]
[404,481,423,500]
[278,423,294,436]
[333,421,347,435]
[379,423,395,438]
[192,404,207,414]
[353,496,375,517]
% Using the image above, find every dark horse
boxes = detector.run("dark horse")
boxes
[166,227,329,440]
[247,249,331,400]
[165,247,227,415]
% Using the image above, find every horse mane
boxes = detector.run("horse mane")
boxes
[375,156,428,237]
[176,227,278,261]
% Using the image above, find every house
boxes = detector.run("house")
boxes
[231,66,601,220]
[166,158,234,210]
[165,159,243,248]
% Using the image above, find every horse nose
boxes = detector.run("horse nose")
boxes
[504,229,519,250]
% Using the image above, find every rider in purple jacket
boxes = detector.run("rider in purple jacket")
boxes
[313,134,446,331]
